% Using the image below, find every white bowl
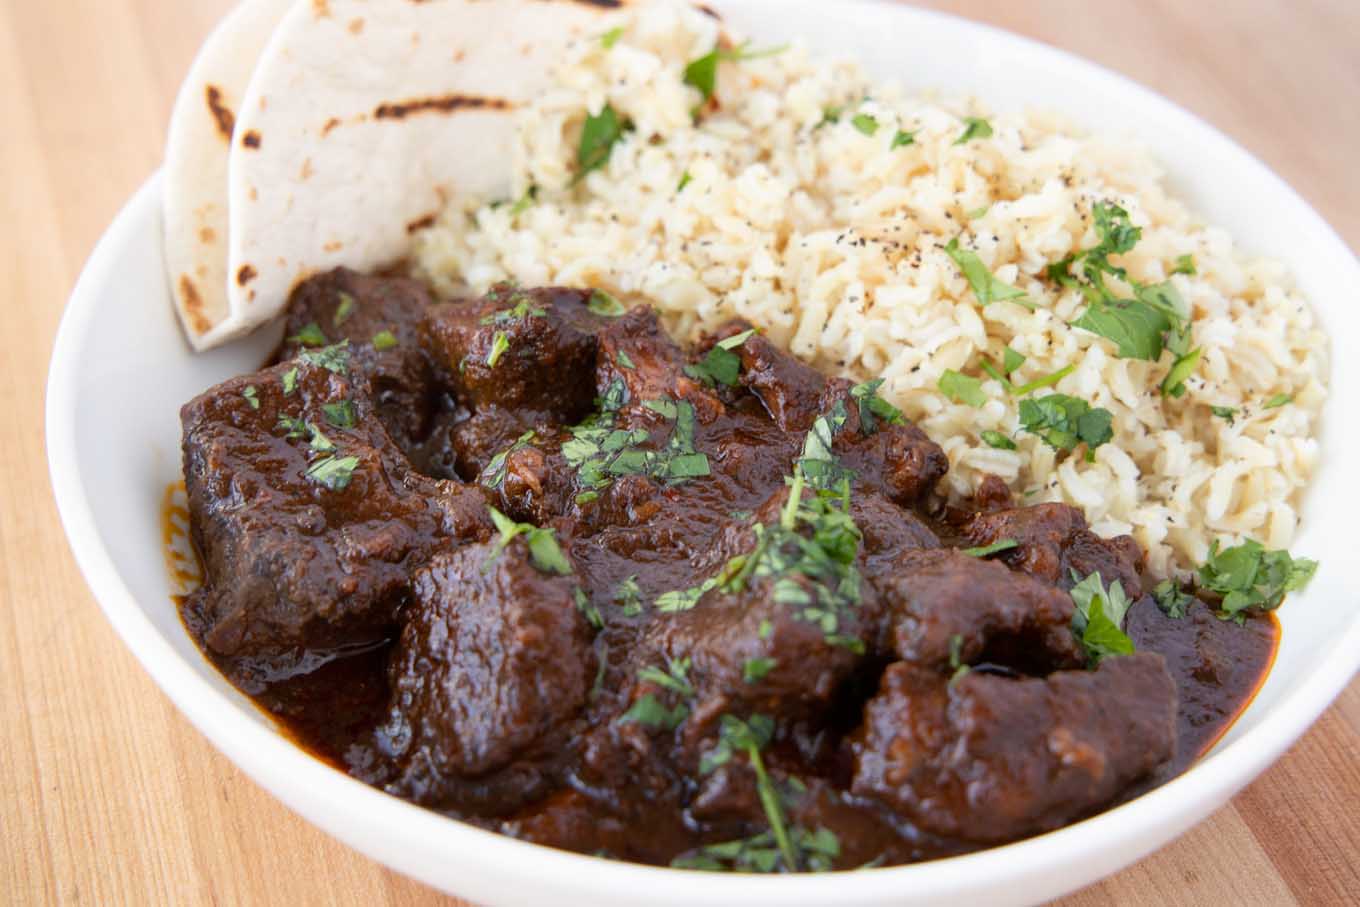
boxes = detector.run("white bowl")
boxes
[46,1,1360,904]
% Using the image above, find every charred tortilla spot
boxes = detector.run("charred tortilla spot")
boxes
[237,265,258,287]
[178,275,211,334]
[348,17,364,34]
[407,213,437,234]
[199,228,215,244]
[374,95,512,120]
[321,117,341,137]
[697,3,722,19]
[242,130,262,149]
[311,0,331,18]
[204,85,235,141]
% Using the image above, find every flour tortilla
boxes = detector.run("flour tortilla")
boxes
[221,0,624,345]
[164,0,291,351]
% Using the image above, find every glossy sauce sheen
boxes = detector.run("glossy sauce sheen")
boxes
[176,271,1280,870]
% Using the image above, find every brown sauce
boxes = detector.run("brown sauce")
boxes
[169,271,1285,871]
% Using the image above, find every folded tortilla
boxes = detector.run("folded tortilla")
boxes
[163,0,290,351]
[219,0,623,347]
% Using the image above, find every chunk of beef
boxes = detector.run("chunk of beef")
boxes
[444,407,555,481]
[277,268,441,454]
[421,285,603,421]
[596,307,724,424]
[734,329,829,433]
[181,358,490,669]
[640,572,870,761]
[851,655,1177,842]
[479,429,578,524]
[874,549,1085,671]
[963,503,1145,598]
[374,538,595,812]
[833,401,950,507]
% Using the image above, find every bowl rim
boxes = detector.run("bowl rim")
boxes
[46,1,1360,903]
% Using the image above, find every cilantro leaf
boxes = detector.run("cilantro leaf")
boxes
[954,117,993,144]
[1264,393,1293,409]
[299,340,350,375]
[683,42,788,105]
[588,289,626,317]
[1171,253,1197,276]
[890,130,915,149]
[743,658,777,683]
[1153,580,1193,619]
[508,184,538,217]
[849,379,905,434]
[305,455,359,492]
[851,113,878,136]
[288,322,328,348]
[575,104,629,182]
[944,237,1030,307]
[321,400,356,428]
[1071,298,1171,361]
[619,693,688,730]
[961,538,1019,558]
[241,385,260,410]
[1018,394,1114,460]
[485,505,573,576]
[486,331,510,367]
[333,292,356,327]
[1069,572,1135,664]
[939,370,986,407]
[371,329,398,351]
[1211,405,1238,425]
[1198,540,1318,617]
[980,429,1016,450]
[600,26,624,49]
[1161,346,1202,398]
[686,329,755,387]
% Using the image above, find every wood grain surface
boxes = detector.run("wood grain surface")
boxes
[3,1,1357,904]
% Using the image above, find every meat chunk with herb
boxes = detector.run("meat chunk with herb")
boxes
[277,268,442,455]
[734,330,831,433]
[374,534,595,813]
[420,285,604,422]
[872,548,1085,671]
[851,655,1177,842]
[963,502,1145,598]
[595,307,724,424]
[181,353,491,675]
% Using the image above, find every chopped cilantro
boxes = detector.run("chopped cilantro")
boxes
[948,633,970,686]
[574,587,603,630]
[1161,346,1202,398]
[639,657,694,698]
[481,297,547,327]
[1264,393,1293,409]
[890,129,915,149]
[371,329,398,351]
[677,170,693,192]
[481,430,536,491]
[321,400,356,428]
[617,351,636,370]
[281,367,299,395]
[508,184,539,217]
[305,455,359,492]
[1210,405,1238,425]
[299,340,350,375]
[1018,394,1113,461]
[333,292,356,327]
[796,400,855,489]
[966,204,990,219]
[683,42,789,104]
[851,113,879,136]
[699,714,797,869]
[614,575,643,617]
[1171,253,1197,276]
[686,328,755,387]
[241,385,260,410]
[485,506,573,576]
[1198,540,1317,618]
[619,694,688,730]
[961,538,1019,558]
[849,379,905,434]
[944,237,1030,308]
[939,370,986,407]
[743,657,777,684]
[1011,364,1075,397]
[487,331,510,368]
[1153,580,1193,619]
[954,116,993,144]
[980,429,1016,450]
[588,289,626,317]
[816,106,842,129]
[600,25,624,49]
[575,103,629,183]
[288,322,328,348]
[1069,572,1135,664]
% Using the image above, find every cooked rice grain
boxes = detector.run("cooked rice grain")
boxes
[415,1,1327,577]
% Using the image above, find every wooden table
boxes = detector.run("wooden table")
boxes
[3,1,1357,903]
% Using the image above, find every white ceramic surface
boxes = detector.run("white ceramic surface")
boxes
[46,1,1360,904]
